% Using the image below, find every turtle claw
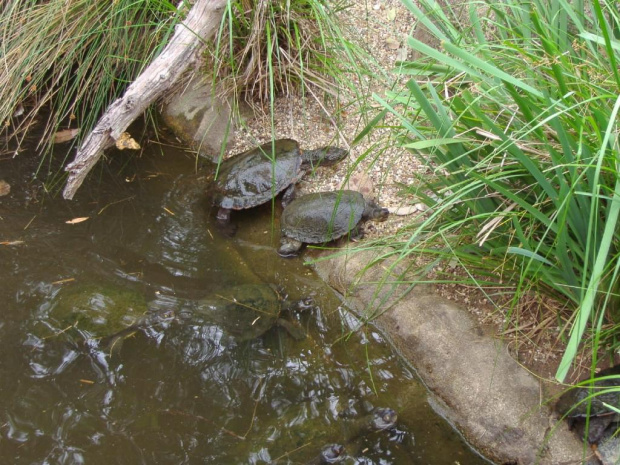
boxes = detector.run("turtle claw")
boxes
[216,207,231,223]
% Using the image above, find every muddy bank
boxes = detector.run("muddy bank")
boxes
[313,246,593,465]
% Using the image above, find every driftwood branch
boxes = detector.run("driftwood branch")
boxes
[62,0,227,199]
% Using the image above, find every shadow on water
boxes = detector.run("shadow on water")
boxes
[0,141,489,464]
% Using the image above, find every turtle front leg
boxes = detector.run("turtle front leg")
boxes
[281,183,296,207]
[215,207,238,236]
[216,207,231,223]
[349,225,365,242]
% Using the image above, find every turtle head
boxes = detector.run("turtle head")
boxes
[145,298,181,326]
[370,407,398,431]
[278,237,304,258]
[302,146,348,168]
[294,296,315,311]
[364,200,389,222]
[319,444,346,463]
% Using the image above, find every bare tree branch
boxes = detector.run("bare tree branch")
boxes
[63,0,227,199]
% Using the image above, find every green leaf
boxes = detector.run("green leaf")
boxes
[506,247,556,266]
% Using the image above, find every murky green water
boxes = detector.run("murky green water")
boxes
[0,142,488,464]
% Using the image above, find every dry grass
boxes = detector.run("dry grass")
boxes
[0,0,175,166]
[205,0,369,104]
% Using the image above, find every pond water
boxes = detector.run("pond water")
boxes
[0,141,489,464]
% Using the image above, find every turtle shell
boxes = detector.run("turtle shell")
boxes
[556,365,620,418]
[280,190,366,244]
[36,283,151,342]
[212,139,302,210]
[195,284,281,340]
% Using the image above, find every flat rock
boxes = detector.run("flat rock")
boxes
[313,246,596,465]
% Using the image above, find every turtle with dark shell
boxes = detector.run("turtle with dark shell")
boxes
[189,284,313,341]
[211,139,348,225]
[278,190,389,257]
[556,364,620,443]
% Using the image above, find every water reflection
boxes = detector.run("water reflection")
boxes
[0,145,487,464]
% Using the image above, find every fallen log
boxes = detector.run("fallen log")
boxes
[62,0,227,200]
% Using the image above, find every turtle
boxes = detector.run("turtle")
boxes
[35,283,175,352]
[274,407,397,464]
[190,284,313,341]
[311,407,397,463]
[211,139,348,225]
[556,364,620,443]
[278,190,389,257]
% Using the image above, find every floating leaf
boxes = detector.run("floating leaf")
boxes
[1,240,24,246]
[115,132,140,150]
[65,217,89,224]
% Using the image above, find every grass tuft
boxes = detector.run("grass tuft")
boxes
[365,0,620,381]
[205,0,375,105]
[0,0,178,174]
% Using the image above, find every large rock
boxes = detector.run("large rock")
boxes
[161,75,234,161]
[314,247,595,465]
